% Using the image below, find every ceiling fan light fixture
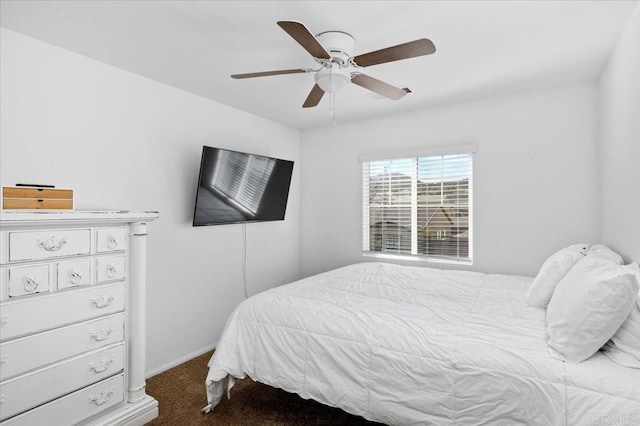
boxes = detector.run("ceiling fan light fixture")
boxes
[314,66,351,93]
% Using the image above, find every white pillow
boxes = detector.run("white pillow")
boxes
[526,244,588,308]
[602,263,640,368]
[587,244,624,264]
[546,256,639,363]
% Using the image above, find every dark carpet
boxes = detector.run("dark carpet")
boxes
[146,350,384,425]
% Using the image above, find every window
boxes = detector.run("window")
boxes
[362,150,472,263]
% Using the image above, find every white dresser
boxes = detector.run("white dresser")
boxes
[0,211,159,426]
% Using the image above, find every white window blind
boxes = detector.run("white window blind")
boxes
[362,152,472,262]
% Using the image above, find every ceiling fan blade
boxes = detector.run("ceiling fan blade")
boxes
[231,69,307,79]
[353,39,436,68]
[277,21,331,60]
[302,84,325,108]
[351,74,407,100]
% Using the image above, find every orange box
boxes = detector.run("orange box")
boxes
[2,186,74,210]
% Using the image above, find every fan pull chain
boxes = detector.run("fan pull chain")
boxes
[328,68,334,117]
[331,93,337,125]
[327,67,337,125]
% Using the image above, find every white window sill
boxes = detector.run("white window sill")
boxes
[362,251,473,266]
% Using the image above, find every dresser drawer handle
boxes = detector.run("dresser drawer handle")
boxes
[90,295,115,308]
[0,394,4,404]
[106,264,118,278]
[0,355,7,365]
[0,316,8,326]
[89,327,114,341]
[23,275,40,292]
[106,234,119,249]
[88,388,114,406]
[88,357,114,373]
[69,268,83,284]
[37,236,67,251]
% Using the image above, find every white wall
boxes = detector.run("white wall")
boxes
[0,28,301,374]
[300,82,599,278]
[599,3,640,264]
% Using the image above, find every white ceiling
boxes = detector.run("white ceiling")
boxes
[1,1,637,130]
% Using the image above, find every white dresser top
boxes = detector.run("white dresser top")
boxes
[0,210,159,226]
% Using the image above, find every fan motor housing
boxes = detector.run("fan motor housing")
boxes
[315,31,355,65]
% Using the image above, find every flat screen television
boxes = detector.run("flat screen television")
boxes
[193,146,294,226]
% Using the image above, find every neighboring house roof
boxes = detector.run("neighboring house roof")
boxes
[370,205,469,232]
[422,206,454,229]
[370,221,411,231]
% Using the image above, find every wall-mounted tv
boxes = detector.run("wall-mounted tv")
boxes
[193,146,294,226]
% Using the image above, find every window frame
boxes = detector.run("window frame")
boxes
[360,144,475,265]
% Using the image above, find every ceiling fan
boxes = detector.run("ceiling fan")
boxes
[231,21,436,108]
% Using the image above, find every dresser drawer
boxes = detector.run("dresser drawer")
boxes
[57,258,92,289]
[0,343,124,421]
[7,264,50,298]
[0,373,124,426]
[96,227,126,253]
[96,255,126,283]
[8,229,91,262]
[0,282,125,341]
[0,313,124,381]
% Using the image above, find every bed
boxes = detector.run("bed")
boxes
[204,262,640,425]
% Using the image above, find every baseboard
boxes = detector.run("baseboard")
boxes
[86,396,159,426]
[145,342,217,378]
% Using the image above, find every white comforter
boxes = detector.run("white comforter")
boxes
[205,262,640,425]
